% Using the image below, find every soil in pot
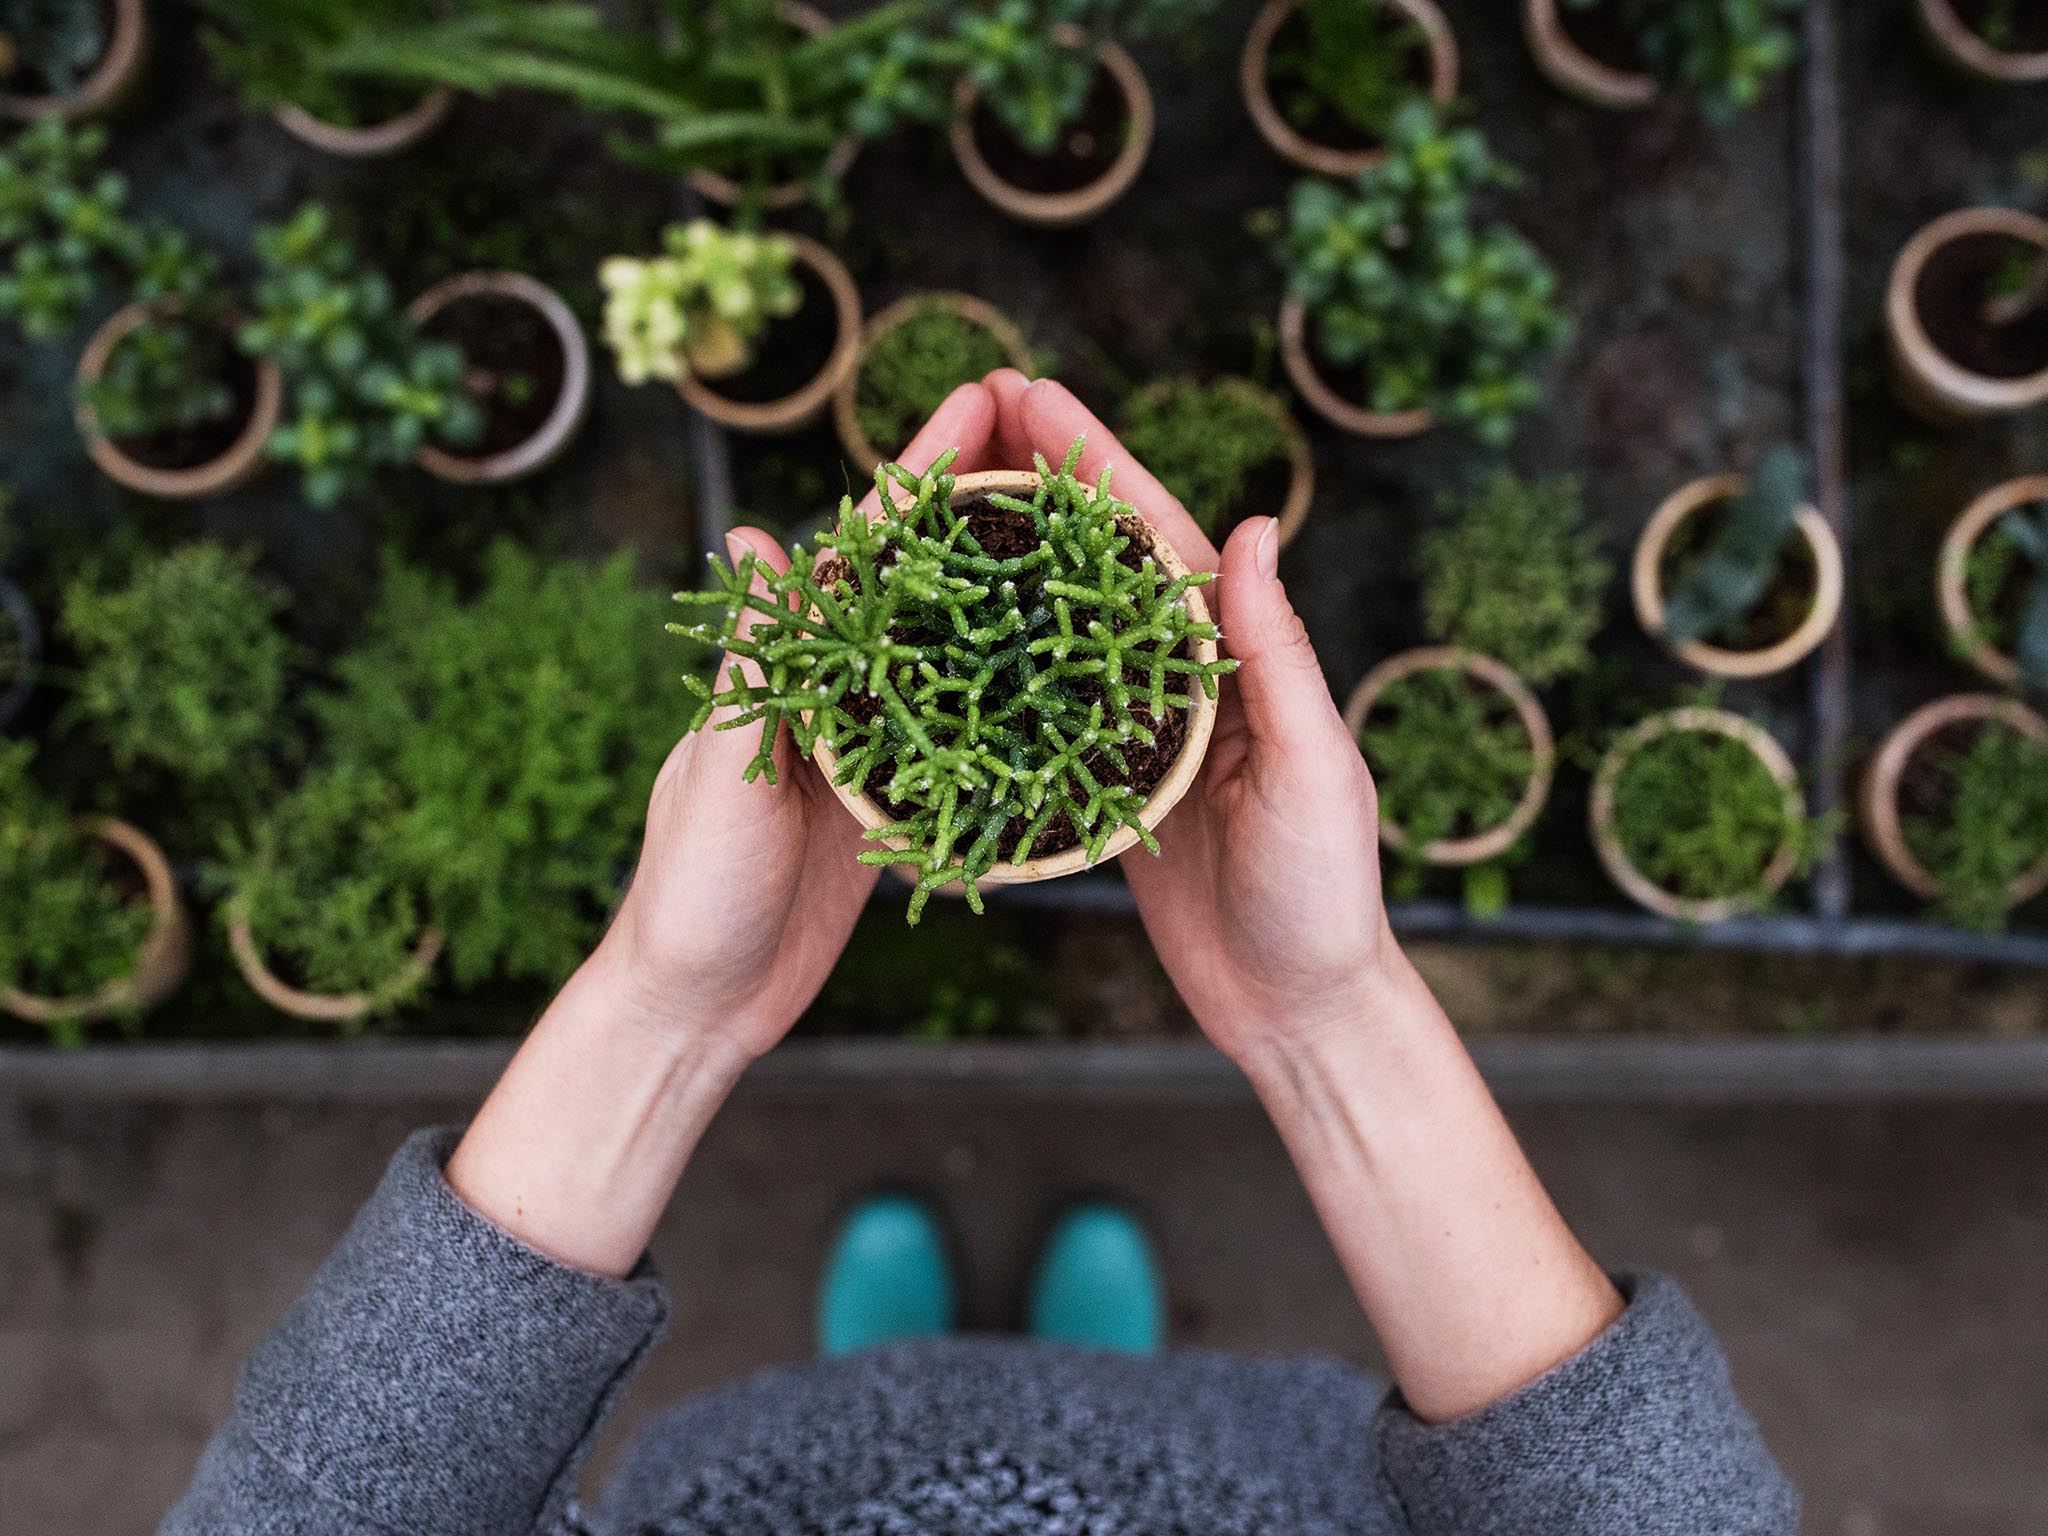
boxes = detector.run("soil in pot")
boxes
[1357,666,1536,848]
[1554,0,1653,74]
[1608,726,1793,904]
[970,65,1129,196]
[97,339,260,473]
[706,264,840,405]
[853,307,1016,464]
[1263,4,1434,153]
[0,0,113,95]
[1950,0,2048,52]
[1658,498,1819,651]
[1897,716,2048,928]
[1914,231,2048,380]
[418,292,567,459]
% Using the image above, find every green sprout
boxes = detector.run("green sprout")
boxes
[1963,501,2048,689]
[1903,718,2048,932]
[1564,0,1801,120]
[78,227,241,445]
[1269,0,1429,143]
[1661,444,1808,647]
[599,220,801,386]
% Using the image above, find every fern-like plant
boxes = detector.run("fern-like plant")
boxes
[1608,716,1811,903]
[0,0,108,97]
[1963,501,2048,689]
[1118,380,1295,539]
[672,439,1236,921]
[599,220,801,386]
[1902,718,2048,932]
[1565,0,1800,120]
[0,119,137,339]
[1660,445,1807,647]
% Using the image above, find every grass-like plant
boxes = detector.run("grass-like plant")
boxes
[1902,719,2048,932]
[1661,444,1808,647]
[1963,500,2048,689]
[1608,717,1809,902]
[1271,100,1569,446]
[1268,0,1429,143]
[0,119,136,339]
[672,439,1236,922]
[1419,473,1609,684]
[192,0,449,126]
[599,220,800,387]
[855,305,1018,460]
[1118,380,1295,539]
[1565,0,1800,120]
[1,0,108,97]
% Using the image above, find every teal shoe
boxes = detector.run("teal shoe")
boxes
[815,1194,957,1357]
[1027,1202,1164,1354]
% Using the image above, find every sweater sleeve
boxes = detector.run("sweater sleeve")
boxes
[159,1127,668,1536]
[1367,1272,1798,1536]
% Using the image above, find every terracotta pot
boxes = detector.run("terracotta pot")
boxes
[1240,0,1459,174]
[1122,376,1314,551]
[272,85,456,157]
[0,577,40,735]
[1938,475,2048,688]
[685,1,859,211]
[1341,646,1556,866]
[227,896,444,1026]
[0,0,146,120]
[1278,294,1434,439]
[1631,472,1845,679]
[74,302,283,501]
[833,291,1033,471]
[408,271,592,485]
[1886,207,2048,421]
[1916,0,2048,83]
[1521,0,1659,109]
[809,470,1221,884]
[1590,707,1805,923]
[1862,693,2048,906]
[2,817,192,1027]
[951,27,1153,228]
[677,234,861,435]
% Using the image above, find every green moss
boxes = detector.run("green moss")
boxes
[1118,381,1294,538]
[1358,665,1536,851]
[1609,724,1798,903]
[1902,720,2048,932]
[854,304,1015,463]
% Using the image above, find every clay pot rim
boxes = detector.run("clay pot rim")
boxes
[0,577,42,732]
[1589,707,1806,924]
[685,0,859,211]
[74,301,284,501]
[1341,645,1557,867]
[226,894,445,1025]
[408,270,593,485]
[833,291,1033,473]
[677,234,862,436]
[1936,474,2048,689]
[2,817,192,1025]
[1916,0,2048,82]
[1886,207,2048,415]
[272,84,456,157]
[950,29,1153,228]
[1520,0,1660,110]
[1631,472,1845,679]
[1122,375,1315,552]
[808,469,1221,885]
[0,0,147,120]
[1240,0,1460,175]
[1278,294,1435,439]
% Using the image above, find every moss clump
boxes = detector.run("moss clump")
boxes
[1902,720,2048,932]
[1609,724,1799,903]
[854,303,1016,461]
[1118,380,1295,537]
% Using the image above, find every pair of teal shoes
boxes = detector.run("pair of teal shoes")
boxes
[816,1195,1165,1356]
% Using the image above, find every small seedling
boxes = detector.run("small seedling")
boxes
[1964,501,2048,689]
[1661,444,1807,647]
[1564,0,1801,120]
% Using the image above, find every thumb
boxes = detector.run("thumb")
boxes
[1215,516,1351,757]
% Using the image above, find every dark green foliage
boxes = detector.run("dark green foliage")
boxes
[1608,720,1801,902]
[1963,502,2048,689]
[674,440,1235,923]
[1420,473,1609,684]
[0,119,134,338]
[1661,444,1806,647]
[193,0,444,125]
[854,305,1016,461]
[1903,719,2048,932]
[823,906,1054,1038]
[1272,101,1569,447]
[0,0,107,96]
[1565,0,1800,119]
[78,228,240,442]
[1270,0,1427,141]
[1118,380,1293,538]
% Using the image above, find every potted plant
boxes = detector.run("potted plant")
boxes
[0,119,135,342]
[1940,476,2048,690]
[1631,445,1844,680]
[0,0,146,120]
[0,744,191,1044]
[1117,376,1313,549]
[1523,0,1800,117]
[602,218,860,436]
[1916,0,2048,84]
[834,291,1033,472]
[1269,100,1570,444]
[1886,206,2048,421]
[1590,704,1813,923]
[1240,0,1458,175]
[1863,694,2048,931]
[672,442,1235,922]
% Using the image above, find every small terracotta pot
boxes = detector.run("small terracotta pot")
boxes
[1521,0,1659,109]
[2,817,192,1027]
[1916,0,2048,83]
[1862,693,2048,906]
[1342,646,1556,866]
[1122,376,1314,551]
[833,291,1032,472]
[686,1,858,211]
[951,27,1153,228]
[1590,707,1805,923]
[0,577,40,734]
[0,0,146,120]
[1278,294,1434,439]
[1631,472,1844,679]
[1886,207,2048,421]
[74,302,283,501]
[227,896,444,1026]
[809,470,1221,884]
[272,85,456,157]
[1240,0,1459,174]
[677,234,861,435]
[1938,475,2048,688]
[408,271,592,485]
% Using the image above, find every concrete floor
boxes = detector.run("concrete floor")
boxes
[3,1086,2046,1535]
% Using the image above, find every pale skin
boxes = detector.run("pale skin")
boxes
[448,375,1623,1426]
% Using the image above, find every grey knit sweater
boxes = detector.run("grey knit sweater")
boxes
[162,1129,1799,1536]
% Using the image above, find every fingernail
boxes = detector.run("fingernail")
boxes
[1255,517,1280,580]
[724,532,748,568]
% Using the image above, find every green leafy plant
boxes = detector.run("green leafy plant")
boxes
[0,0,108,97]
[1118,380,1294,538]
[599,219,801,386]
[193,0,449,126]
[1420,473,1609,684]
[855,304,1018,461]
[673,440,1236,922]
[1565,0,1800,120]
[1269,0,1428,143]
[1963,502,2048,689]
[1902,719,2048,932]
[1607,717,1811,903]
[78,227,242,445]
[1660,445,1808,647]
[0,119,137,339]
[1271,100,1569,447]
[241,204,481,506]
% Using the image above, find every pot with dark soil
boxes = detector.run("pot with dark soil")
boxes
[1522,0,1657,108]
[0,0,145,120]
[408,272,591,485]
[1940,476,2048,691]
[671,444,1235,922]
[1526,0,1798,117]
[1887,207,2048,421]
[1240,0,1458,175]
[834,291,1032,472]
[1917,0,2048,83]
[1117,377,1313,549]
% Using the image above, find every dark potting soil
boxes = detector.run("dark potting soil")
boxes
[420,293,567,459]
[1898,719,1986,829]
[1,0,113,95]
[1264,7,1432,152]
[1209,454,1297,542]
[1916,232,2048,380]
[710,266,840,404]
[1659,499,1820,651]
[1952,0,2048,53]
[1555,0,1653,75]
[970,65,1128,196]
[111,345,260,472]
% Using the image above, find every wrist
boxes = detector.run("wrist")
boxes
[1233,941,1448,1104]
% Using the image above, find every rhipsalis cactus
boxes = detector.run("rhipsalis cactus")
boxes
[672,438,1236,922]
